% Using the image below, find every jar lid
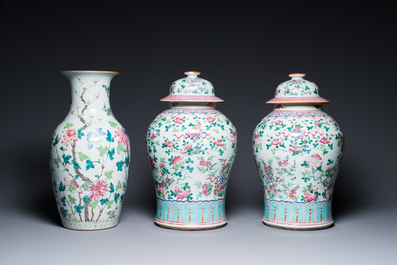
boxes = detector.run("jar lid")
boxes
[160,71,224,103]
[266,73,330,104]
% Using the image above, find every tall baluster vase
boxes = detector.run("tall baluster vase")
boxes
[253,73,344,230]
[49,71,130,230]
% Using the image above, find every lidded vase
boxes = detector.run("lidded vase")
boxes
[49,71,130,230]
[252,73,344,230]
[146,71,238,230]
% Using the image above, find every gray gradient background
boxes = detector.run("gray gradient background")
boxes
[1,1,396,264]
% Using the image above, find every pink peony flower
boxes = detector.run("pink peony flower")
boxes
[172,156,185,166]
[264,165,273,172]
[289,145,301,153]
[150,133,157,139]
[319,137,330,144]
[201,183,209,196]
[254,134,261,144]
[176,189,191,200]
[305,154,323,168]
[214,139,224,146]
[182,143,193,154]
[172,117,184,124]
[149,155,156,168]
[157,183,166,193]
[314,120,323,126]
[206,116,216,123]
[160,163,164,168]
[114,129,129,146]
[278,159,289,167]
[230,131,237,142]
[288,188,296,199]
[303,191,316,202]
[70,179,79,189]
[214,183,224,194]
[60,128,78,147]
[164,140,174,147]
[88,180,110,200]
[271,138,282,145]
[199,160,206,166]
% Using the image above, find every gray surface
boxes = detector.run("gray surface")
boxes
[0,1,396,264]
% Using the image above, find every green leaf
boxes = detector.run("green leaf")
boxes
[61,196,67,206]
[108,121,118,128]
[68,195,77,205]
[107,200,114,209]
[53,135,60,146]
[117,143,124,154]
[77,129,84,139]
[86,160,95,170]
[72,159,81,170]
[83,195,90,203]
[116,180,122,191]
[106,130,114,142]
[53,156,61,168]
[59,182,66,192]
[88,200,99,208]
[78,152,90,162]
[62,154,72,164]
[104,170,114,180]
[63,123,73,129]
[108,148,115,160]
[109,183,115,193]
[74,205,84,213]
[81,182,89,191]
[97,146,109,157]
[114,193,120,203]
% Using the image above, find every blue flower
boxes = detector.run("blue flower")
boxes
[266,173,275,183]
[60,207,67,217]
[301,144,311,153]
[86,132,96,149]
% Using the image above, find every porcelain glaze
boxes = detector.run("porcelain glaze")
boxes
[49,71,130,230]
[146,72,237,230]
[253,74,344,230]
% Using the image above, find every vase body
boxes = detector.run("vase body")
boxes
[146,104,237,229]
[49,71,130,230]
[253,74,344,230]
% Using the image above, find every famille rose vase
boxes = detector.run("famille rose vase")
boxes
[146,71,237,230]
[49,71,130,230]
[253,73,344,230]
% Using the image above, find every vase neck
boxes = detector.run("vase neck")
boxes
[273,104,323,111]
[169,102,216,109]
[63,72,118,126]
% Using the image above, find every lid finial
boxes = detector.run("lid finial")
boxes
[184,71,201,78]
[289,73,306,79]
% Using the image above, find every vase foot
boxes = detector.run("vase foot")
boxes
[63,224,118,231]
[154,218,227,231]
[262,218,334,231]
[60,218,120,231]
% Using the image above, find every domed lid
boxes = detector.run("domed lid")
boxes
[266,73,329,104]
[160,71,224,103]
